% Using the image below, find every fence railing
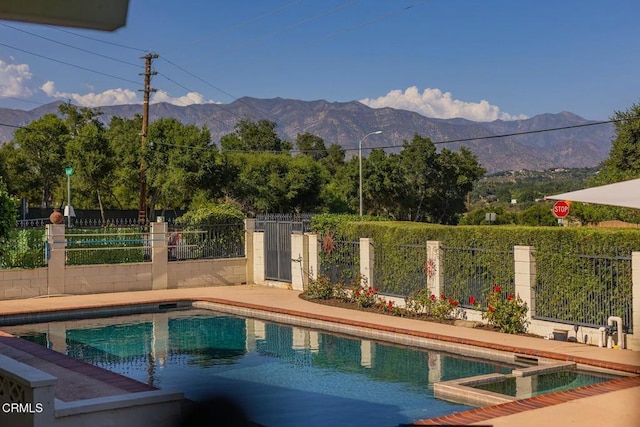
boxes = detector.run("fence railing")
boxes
[374,243,427,297]
[63,230,151,265]
[167,224,245,261]
[441,245,514,307]
[535,247,633,333]
[319,239,360,285]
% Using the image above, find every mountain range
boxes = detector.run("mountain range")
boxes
[0,98,614,173]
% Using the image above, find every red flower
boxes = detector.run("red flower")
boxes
[452,300,459,307]
[430,294,436,301]
[493,286,501,293]
[355,290,361,296]
[507,294,514,301]
[488,306,495,312]
[440,294,446,300]
[469,296,476,305]
[388,300,394,307]
[448,298,453,304]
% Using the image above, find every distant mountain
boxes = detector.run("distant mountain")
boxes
[0,98,614,173]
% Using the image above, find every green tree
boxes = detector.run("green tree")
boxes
[0,178,18,252]
[220,119,292,152]
[60,104,114,220]
[105,115,143,209]
[146,118,217,216]
[595,102,640,183]
[11,114,69,208]
[296,132,328,161]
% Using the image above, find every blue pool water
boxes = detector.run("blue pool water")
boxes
[9,309,517,427]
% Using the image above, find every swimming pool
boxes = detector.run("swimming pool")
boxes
[5,308,520,427]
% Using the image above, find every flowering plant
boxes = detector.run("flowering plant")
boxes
[351,278,378,308]
[473,286,528,334]
[405,288,459,320]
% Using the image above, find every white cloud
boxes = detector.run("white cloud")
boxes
[0,59,34,97]
[151,91,217,106]
[40,81,139,106]
[360,86,528,122]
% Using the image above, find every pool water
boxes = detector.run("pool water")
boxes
[473,370,615,398]
[9,309,517,427]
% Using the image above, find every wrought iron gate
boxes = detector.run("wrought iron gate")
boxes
[256,213,312,282]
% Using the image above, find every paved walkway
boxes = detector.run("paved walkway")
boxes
[1,285,639,426]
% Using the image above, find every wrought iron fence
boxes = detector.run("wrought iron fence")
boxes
[535,246,633,333]
[440,245,514,307]
[167,223,245,261]
[319,238,360,285]
[63,229,150,265]
[374,243,427,296]
[255,213,312,233]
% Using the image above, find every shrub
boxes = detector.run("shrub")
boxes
[476,286,529,334]
[351,278,378,308]
[304,275,336,300]
[405,288,459,320]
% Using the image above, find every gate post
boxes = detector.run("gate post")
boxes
[359,238,374,288]
[307,234,320,281]
[291,233,308,291]
[631,252,640,350]
[253,231,265,285]
[46,224,66,296]
[514,246,535,325]
[151,221,168,290]
[426,241,442,297]
[245,219,255,285]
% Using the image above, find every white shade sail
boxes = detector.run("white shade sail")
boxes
[545,178,640,209]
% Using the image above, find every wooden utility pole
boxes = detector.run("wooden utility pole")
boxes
[138,53,158,224]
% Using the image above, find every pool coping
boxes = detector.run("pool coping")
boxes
[1,294,639,425]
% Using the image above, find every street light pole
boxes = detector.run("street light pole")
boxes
[359,130,383,216]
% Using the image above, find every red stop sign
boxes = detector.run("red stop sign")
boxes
[553,201,570,218]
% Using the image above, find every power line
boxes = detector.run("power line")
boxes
[0,42,140,85]
[45,25,148,53]
[0,23,141,68]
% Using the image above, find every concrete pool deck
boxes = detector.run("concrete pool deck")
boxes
[0,284,639,426]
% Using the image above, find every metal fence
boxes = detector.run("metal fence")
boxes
[374,243,427,296]
[167,224,245,261]
[319,239,360,285]
[441,245,514,307]
[64,229,151,265]
[535,247,633,333]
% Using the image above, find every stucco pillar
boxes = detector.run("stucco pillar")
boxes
[244,219,255,285]
[151,221,168,290]
[514,246,536,324]
[46,224,65,296]
[307,234,320,281]
[253,232,265,285]
[426,241,442,297]
[359,238,374,287]
[291,233,308,291]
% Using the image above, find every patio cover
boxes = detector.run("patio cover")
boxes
[545,178,640,209]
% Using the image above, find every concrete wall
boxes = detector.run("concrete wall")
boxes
[0,223,248,300]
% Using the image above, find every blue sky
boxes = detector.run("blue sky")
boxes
[1,0,639,121]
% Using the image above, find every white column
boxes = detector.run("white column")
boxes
[291,233,308,291]
[253,232,265,285]
[46,223,66,296]
[151,221,168,290]
[307,234,320,281]
[631,252,640,350]
[514,246,536,324]
[359,238,374,287]
[426,241,442,297]
[244,219,255,285]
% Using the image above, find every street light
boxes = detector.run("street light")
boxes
[359,130,383,216]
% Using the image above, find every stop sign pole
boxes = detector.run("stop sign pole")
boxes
[553,200,570,221]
